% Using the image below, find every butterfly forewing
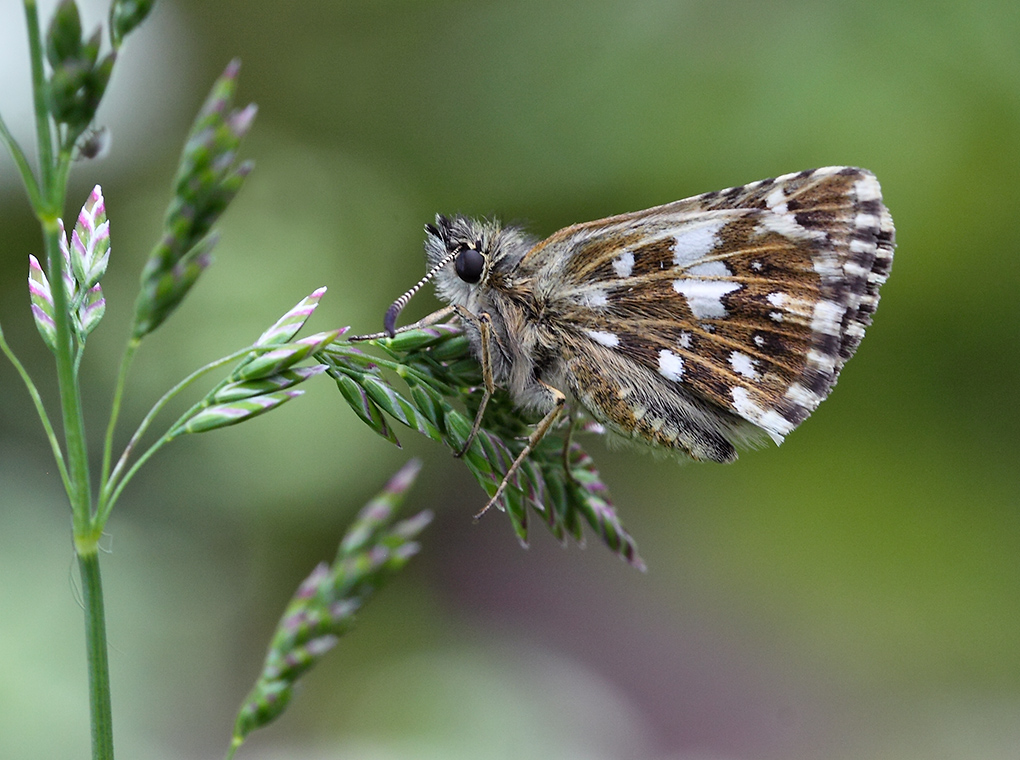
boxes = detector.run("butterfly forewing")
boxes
[519,166,894,448]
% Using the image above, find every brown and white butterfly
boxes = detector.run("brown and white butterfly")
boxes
[367,166,894,514]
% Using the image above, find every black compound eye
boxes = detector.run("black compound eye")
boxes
[454,247,485,284]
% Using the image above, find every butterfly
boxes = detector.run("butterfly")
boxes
[369,166,894,515]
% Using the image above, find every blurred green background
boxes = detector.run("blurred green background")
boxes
[1,1,1018,758]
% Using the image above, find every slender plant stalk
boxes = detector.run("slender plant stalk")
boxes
[23,2,113,757]
[24,1,92,530]
[100,339,140,500]
[44,220,94,528]
[78,551,114,760]
[24,1,52,193]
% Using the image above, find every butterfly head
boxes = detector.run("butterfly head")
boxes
[384,214,530,336]
[424,214,491,288]
[380,216,484,335]
[426,212,534,284]
[425,213,537,314]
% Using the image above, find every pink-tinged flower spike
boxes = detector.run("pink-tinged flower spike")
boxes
[28,255,57,352]
[55,218,77,303]
[78,283,106,337]
[60,186,110,340]
[256,287,328,347]
[235,330,343,382]
[175,390,304,436]
[213,365,327,404]
[230,461,431,748]
[27,189,112,350]
[133,60,256,339]
[70,185,110,290]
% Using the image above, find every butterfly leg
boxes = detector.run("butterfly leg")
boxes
[474,381,566,520]
[455,309,495,458]
[559,404,579,485]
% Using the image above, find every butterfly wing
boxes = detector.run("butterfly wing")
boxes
[520,166,894,459]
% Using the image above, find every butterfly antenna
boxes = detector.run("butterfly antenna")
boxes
[383,249,459,337]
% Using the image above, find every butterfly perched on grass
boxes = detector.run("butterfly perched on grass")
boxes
[365,166,894,516]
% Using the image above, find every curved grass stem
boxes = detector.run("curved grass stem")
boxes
[0,325,70,494]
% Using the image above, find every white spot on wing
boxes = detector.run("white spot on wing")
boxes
[690,260,730,278]
[810,300,844,337]
[844,261,870,278]
[678,331,692,349]
[671,219,729,267]
[854,175,882,202]
[613,251,634,278]
[758,186,825,241]
[855,212,880,230]
[580,288,609,308]
[657,349,685,382]
[785,382,822,409]
[758,211,826,241]
[769,291,842,335]
[673,260,740,319]
[806,349,837,374]
[729,351,759,379]
[811,249,842,281]
[731,387,793,444]
[765,186,788,212]
[585,329,619,348]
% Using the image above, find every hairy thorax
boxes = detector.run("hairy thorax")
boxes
[474,278,567,415]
